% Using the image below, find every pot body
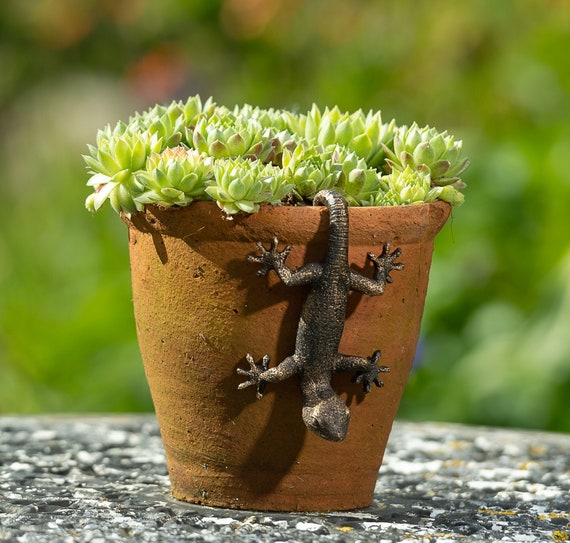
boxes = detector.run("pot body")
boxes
[125,200,450,511]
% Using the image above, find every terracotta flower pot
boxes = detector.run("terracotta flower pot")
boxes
[123,200,450,512]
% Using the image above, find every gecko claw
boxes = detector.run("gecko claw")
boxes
[237,353,271,399]
[368,243,404,285]
[248,237,292,277]
[352,350,390,393]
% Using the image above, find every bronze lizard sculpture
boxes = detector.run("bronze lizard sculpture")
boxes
[237,189,404,441]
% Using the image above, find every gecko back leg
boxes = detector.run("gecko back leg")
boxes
[336,350,390,392]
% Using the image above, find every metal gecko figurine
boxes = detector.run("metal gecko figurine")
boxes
[237,189,404,442]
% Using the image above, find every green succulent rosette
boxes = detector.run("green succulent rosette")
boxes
[288,104,396,169]
[205,159,293,215]
[383,123,470,186]
[135,147,213,207]
[84,129,164,214]
[326,146,384,206]
[282,142,340,201]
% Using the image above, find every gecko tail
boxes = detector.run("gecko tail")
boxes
[313,190,348,222]
[313,190,349,265]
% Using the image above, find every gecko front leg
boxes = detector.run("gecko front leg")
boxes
[247,237,292,278]
[238,354,301,399]
[349,242,404,296]
[248,236,322,286]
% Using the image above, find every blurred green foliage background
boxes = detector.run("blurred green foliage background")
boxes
[0,0,569,431]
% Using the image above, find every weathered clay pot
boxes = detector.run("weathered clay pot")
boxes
[124,200,450,512]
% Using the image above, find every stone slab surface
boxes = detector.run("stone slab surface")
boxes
[0,415,568,542]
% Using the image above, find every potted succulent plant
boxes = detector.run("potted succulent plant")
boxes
[84,95,469,512]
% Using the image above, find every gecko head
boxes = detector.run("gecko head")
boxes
[302,396,350,442]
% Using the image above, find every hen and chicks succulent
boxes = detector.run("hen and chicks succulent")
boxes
[85,95,469,216]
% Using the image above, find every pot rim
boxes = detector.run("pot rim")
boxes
[123,200,451,246]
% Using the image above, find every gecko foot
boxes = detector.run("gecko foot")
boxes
[237,353,271,399]
[247,237,291,277]
[368,243,404,284]
[352,350,390,393]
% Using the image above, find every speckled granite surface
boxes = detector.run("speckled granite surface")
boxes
[0,415,568,542]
